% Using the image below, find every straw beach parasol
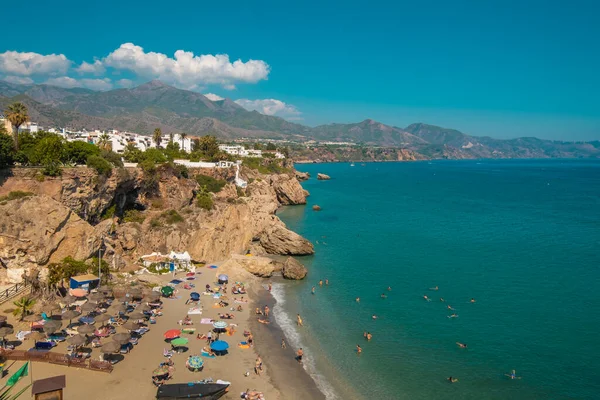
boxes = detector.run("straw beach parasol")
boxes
[25,331,46,341]
[122,321,140,331]
[128,312,145,320]
[95,314,112,324]
[67,334,87,347]
[101,341,121,354]
[112,332,131,344]
[23,314,42,323]
[77,324,96,334]
[81,302,97,313]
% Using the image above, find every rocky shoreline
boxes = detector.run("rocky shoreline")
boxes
[0,165,313,285]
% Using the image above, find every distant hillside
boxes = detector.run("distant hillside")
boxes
[1,80,598,159]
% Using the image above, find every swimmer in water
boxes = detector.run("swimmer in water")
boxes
[311,287,316,294]
[356,297,360,303]
[447,377,458,383]
[429,286,439,291]
[381,293,387,299]
[387,286,392,291]
[356,344,362,354]
[423,295,431,301]
[372,314,377,320]
[505,370,521,380]
[440,298,445,302]
[448,313,458,318]
[366,332,372,341]
[456,342,467,348]
[447,305,455,310]
[470,298,476,303]
[319,280,323,287]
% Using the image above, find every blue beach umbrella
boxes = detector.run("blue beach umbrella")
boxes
[210,340,229,351]
[218,274,228,281]
[190,292,200,301]
[79,316,95,325]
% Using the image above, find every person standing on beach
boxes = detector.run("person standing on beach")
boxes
[297,314,303,326]
[206,331,212,344]
[296,348,303,363]
[264,305,270,317]
[268,283,272,292]
[281,339,286,349]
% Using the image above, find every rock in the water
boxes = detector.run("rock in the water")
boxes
[282,257,308,280]
[259,224,315,255]
[317,173,331,180]
[295,171,310,181]
[229,255,283,278]
[312,205,321,211]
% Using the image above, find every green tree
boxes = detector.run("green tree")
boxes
[31,135,65,175]
[164,141,181,161]
[123,143,142,162]
[0,131,14,168]
[169,132,174,144]
[4,102,29,150]
[180,132,188,152]
[12,297,36,321]
[140,148,167,164]
[266,142,277,151]
[64,141,100,165]
[253,143,264,150]
[87,155,113,177]
[153,128,163,149]
[198,135,220,158]
[98,133,111,151]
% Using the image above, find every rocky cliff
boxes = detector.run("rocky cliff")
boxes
[0,166,312,284]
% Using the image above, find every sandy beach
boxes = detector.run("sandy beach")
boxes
[0,262,323,400]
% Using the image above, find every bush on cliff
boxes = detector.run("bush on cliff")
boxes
[139,159,160,196]
[195,174,226,193]
[0,191,34,202]
[0,133,15,168]
[64,141,100,165]
[196,191,213,210]
[122,209,145,224]
[161,209,184,224]
[87,155,113,177]
[100,150,124,167]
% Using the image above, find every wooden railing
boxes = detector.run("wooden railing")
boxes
[0,349,113,373]
[0,281,29,304]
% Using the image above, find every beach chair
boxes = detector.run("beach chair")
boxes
[163,348,174,358]
[34,341,55,351]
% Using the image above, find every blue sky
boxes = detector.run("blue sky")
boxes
[1,0,599,140]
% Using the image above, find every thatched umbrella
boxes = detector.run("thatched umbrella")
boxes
[41,304,61,315]
[80,302,97,314]
[112,332,131,345]
[122,321,140,331]
[0,326,14,341]
[101,341,121,354]
[42,320,62,334]
[0,315,8,324]
[25,331,46,341]
[88,292,105,302]
[67,334,87,347]
[61,310,81,325]
[77,324,96,335]
[23,314,42,323]
[137,304,151,312]
[107,305,126,315]
[61,295,78,305]
[95,314,112,324]
[128,312,145,320]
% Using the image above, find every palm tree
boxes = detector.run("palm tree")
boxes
[98,133,111,151]
[153,128,162,148]
[12,297,36,321]
[4,102,29,151]
[180,132,188,152]
[169,132,174,144]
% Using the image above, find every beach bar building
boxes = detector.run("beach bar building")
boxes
[69,274,100,291]
[32,375,66,400]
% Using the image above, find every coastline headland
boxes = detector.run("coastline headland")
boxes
[0,163,330,399]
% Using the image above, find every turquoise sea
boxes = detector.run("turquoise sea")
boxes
[275,160,600,400]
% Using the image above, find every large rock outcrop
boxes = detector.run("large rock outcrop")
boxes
[0,195,100,283]
[282,257,308,280]
[317,173,331,180]
[259,222,314,255]
[270,175,307,205]
[295,171,310,181]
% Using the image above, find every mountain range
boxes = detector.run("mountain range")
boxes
[1,79,598,159]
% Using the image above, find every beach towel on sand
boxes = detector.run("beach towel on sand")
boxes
[201,351,216,358]
[187,307,202,315]
[200,318,213,324]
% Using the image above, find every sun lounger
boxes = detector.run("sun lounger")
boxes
[181,328,196,334]
[34,341,55,350]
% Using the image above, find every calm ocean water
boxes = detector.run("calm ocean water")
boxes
[275,160,600,400]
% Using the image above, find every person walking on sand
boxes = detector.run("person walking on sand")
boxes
[296,348,304,363]
[297,314,303,326]
[264,305,270,318]
[281,339,286,349]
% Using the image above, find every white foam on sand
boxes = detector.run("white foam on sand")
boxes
[271,282,339,400]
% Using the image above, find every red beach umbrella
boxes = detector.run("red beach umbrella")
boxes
[164,329,181,340]
[186,272,195,277]
[70,289,87,298]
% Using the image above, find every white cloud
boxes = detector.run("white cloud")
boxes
[103,43,270,89]
[116,78,134,88]
[204,93,224,101]
[235,98,302,120]
[0,50,70,76]
[2,75,34,85]
[45,76,112,91]
[76,60,105,75]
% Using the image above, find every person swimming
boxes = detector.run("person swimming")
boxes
[366,332,372,341]
[429,286,439,291]
[447,305,455,310]
[470,298,476,303]
[440,298,445,302]
[447,376,458,383]
[356,297,360,303]
[311,287,316,294]
[423,295,431,301]
[456,342,467,348]
[372,314,377,320]
[448,313,458,318]
[505,369,521,380]
[356,344,362,354]
[381,293,387,298]
[387,286,392,291]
